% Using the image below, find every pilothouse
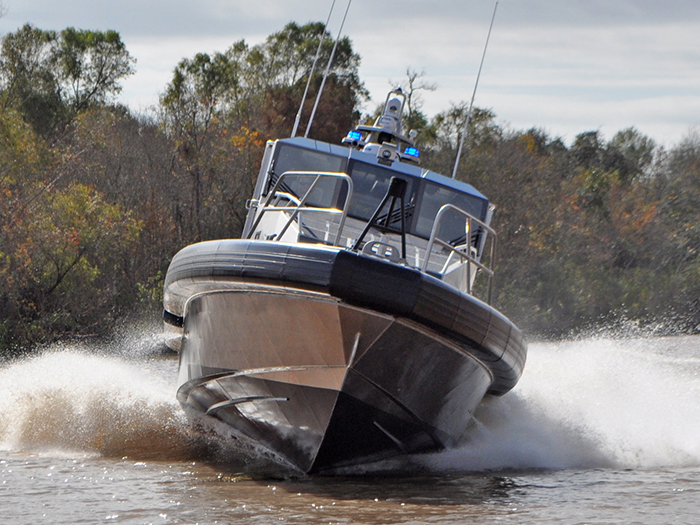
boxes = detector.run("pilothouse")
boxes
[245,87,494,295]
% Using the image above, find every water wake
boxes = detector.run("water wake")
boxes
[0,348,199,461]
[420,335,700,472]
[2,335,699,472]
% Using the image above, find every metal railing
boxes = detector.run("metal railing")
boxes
[246,175,496,303]
[421,203,497,304]
[245,171,354,246]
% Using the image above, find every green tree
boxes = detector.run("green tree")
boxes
[54,27,136,111]
[0,110,52,343]
[423,103,500,177]
[607,127,657,182]
[159,50,241,240]
[59,106,178,301]
[0,103,147,351]
[0,24,135,136]
[0,24,64,136]
[158,21,366,242]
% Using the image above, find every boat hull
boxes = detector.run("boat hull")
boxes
[165,239,526,474]
[177,289,493,473]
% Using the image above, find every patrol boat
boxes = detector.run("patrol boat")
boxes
[163,88,527,474]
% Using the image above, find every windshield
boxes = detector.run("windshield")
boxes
[345,161,414,230]
[270,144,346,208]
[414,182,488,243]
[269,143,487,242]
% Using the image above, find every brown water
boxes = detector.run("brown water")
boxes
[2,334,700,524]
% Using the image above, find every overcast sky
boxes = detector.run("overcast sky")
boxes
[2,0,699,147]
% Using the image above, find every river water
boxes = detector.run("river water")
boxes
[1,333,699,524]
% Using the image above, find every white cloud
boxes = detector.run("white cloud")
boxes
[3,0,700,146]
[119,35,254,111]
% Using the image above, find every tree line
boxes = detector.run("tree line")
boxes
[1,21,699,354]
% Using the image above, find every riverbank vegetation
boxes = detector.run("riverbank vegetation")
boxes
[2,21,699,353]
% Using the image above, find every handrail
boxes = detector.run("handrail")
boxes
[421,204,497,304]
[245,171,354,246]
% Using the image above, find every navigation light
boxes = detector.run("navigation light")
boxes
[404,147,420,159]
[347,130,362,141]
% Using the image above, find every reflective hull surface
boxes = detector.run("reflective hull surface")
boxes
[177,290,493,474]
[165,240,526,474]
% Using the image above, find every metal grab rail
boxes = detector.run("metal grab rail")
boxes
[421,204,497,304]
[245,171,354,246]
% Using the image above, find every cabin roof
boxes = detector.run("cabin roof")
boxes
[278,137,489,203]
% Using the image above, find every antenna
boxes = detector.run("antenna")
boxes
[451,1,498,179]
[305,0,352,138]
[291,0,337,138]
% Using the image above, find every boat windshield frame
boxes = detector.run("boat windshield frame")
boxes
[261,138,489,243]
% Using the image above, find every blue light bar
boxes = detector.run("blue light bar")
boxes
[404,147,420,158]
[346,130,362,141]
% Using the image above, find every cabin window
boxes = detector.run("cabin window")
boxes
[268,142,488,245]
[414,182,488,243]
[345,162,414,228]
[271,145,346,208]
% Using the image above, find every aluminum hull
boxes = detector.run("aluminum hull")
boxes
[165,240,526,474]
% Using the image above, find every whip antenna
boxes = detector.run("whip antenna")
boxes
[291,0,337,137]
[452,1,498,179]
[305,0,352,138]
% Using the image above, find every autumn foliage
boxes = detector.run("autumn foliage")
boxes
[2,22,700,353]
